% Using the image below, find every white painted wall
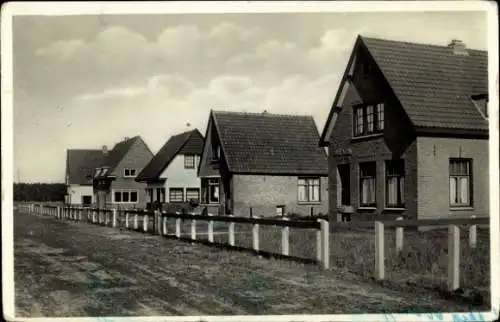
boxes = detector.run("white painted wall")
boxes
[159,154,201,202]
[67,185,94,205]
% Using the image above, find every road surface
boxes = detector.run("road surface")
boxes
[14,210,474,317]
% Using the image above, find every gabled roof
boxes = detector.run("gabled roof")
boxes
[320,35,488,145]
[135,129,204,182]
[66,149,107,185]
[95,136,149,179]
[211,110,328,175]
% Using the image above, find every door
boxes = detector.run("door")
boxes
[338,164,351,206]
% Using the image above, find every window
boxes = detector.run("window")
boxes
[212,145,220,159]
[113,190,139,204]
[298,178,321,203]
[359,162,376,207]
[124,168,136,177]
[385,159,405,208]
[450,159,472,207]
[169,188,184,203]
[208,179,220,203]
[155,187,165,203]
[353,103,385,137]
[276,205,286,217]
[186,188,200,201]
[184,155,195,169]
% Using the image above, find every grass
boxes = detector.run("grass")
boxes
[35,207,491,306]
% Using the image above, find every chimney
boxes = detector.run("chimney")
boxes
[102,145,108,155]
[448,39,468,56]
[262,109,268,114]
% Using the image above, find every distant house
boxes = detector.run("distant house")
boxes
[135,129,204,208]
[93,136,154,209]
[65,149,107,206]
[319,35,489,221]
[198,110,329,217]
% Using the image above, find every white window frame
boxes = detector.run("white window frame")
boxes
[169,188,184,203]
[208,179,220,204]
[184,155,196,169]
[449,158,473,208]
[186,188,200,202]
[113,189,139,204]
[297,177,321,203]
[359,162,376,207]
[385,159,405,208]
[123,168,137,178]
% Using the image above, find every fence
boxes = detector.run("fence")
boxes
[18,204,330,269]
[17,203,489,293]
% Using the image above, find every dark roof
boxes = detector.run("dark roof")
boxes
[360,36,488,131]
[95,136,146,179]
[135,129,204,182]
[320,35,488,145]
[211,110,328,175]
[66,149,107,185]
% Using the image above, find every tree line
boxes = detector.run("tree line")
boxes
[14,183,66,202]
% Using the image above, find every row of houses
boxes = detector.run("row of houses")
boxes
[65,35,490,221]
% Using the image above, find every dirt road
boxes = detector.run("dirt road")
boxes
[14,210,474,317]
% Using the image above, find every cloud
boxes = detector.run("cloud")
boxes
[35,39,86,61]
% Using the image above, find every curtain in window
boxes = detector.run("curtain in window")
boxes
[361,177,375,204]
[387,177,398,205]
[298,184,307,201]
[459,177,469,204]
[308,184,319,202]
[450,177,457,204]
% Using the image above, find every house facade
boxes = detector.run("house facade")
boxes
[135,129,204,209]
[319,35,489,221]
[93,136,154,210]
[65,149,107,206]
[198,110,329,217]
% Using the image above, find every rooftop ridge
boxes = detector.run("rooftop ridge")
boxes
[359,34,487,52]
[212,109,315,119]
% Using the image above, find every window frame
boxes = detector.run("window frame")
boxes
[169,188,184,203]
[385,159,405,208]
[123,168,137,178]
[297,177,321,203]
[353,103,385,138]
[184,155,196,169]
[449,158,473,208]
[359,162,377,207]
[208,178,220,204]
[186,188,200,202]
[113,189,139,204]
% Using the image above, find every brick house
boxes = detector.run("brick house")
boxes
[198,110,329,217]
[65,149,107,206]
[135,129,204,209]
[93,136,154,209]
[319,35,489,221]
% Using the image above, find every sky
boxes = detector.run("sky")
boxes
[11,10,488,183]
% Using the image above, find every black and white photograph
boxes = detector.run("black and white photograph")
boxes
[2,1,499,321]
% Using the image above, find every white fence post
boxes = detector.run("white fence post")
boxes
[469,215,477,249]
[252,219,260,252]
[281,217,290,256]
[134,213,139,230]
[57,206,61,220]
[155,210,162,235]
[162,212,168,236]
[208,213,214,243]
[375,221,385,281]
[448,224,460,291]
[396,216,404,254]
[316,220,322,262]
[191,214,197,240]
[125,211,129,229]
[92,209,97,224]
[79,208,83,221]
[143,213,149,232]
[175,218,181,238]
[112,209,117,228]
[228,215,235,246]
[320,219,330,269]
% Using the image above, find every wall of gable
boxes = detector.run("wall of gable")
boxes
[67,185,94,205]
[160,154,201,202]
[110,139,153,208]
[198,119,220,178]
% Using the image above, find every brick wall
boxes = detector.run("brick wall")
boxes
[232,174,328,217]
[110,138,153,209]
[416,137,489,219]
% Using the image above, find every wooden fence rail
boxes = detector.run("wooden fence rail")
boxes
[17,203,489,290]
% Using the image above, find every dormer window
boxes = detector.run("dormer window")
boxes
[212,145,220,160]
[471,94,488,119]
[353,102,385,137]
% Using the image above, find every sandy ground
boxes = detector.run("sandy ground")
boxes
[14,210,480,317]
